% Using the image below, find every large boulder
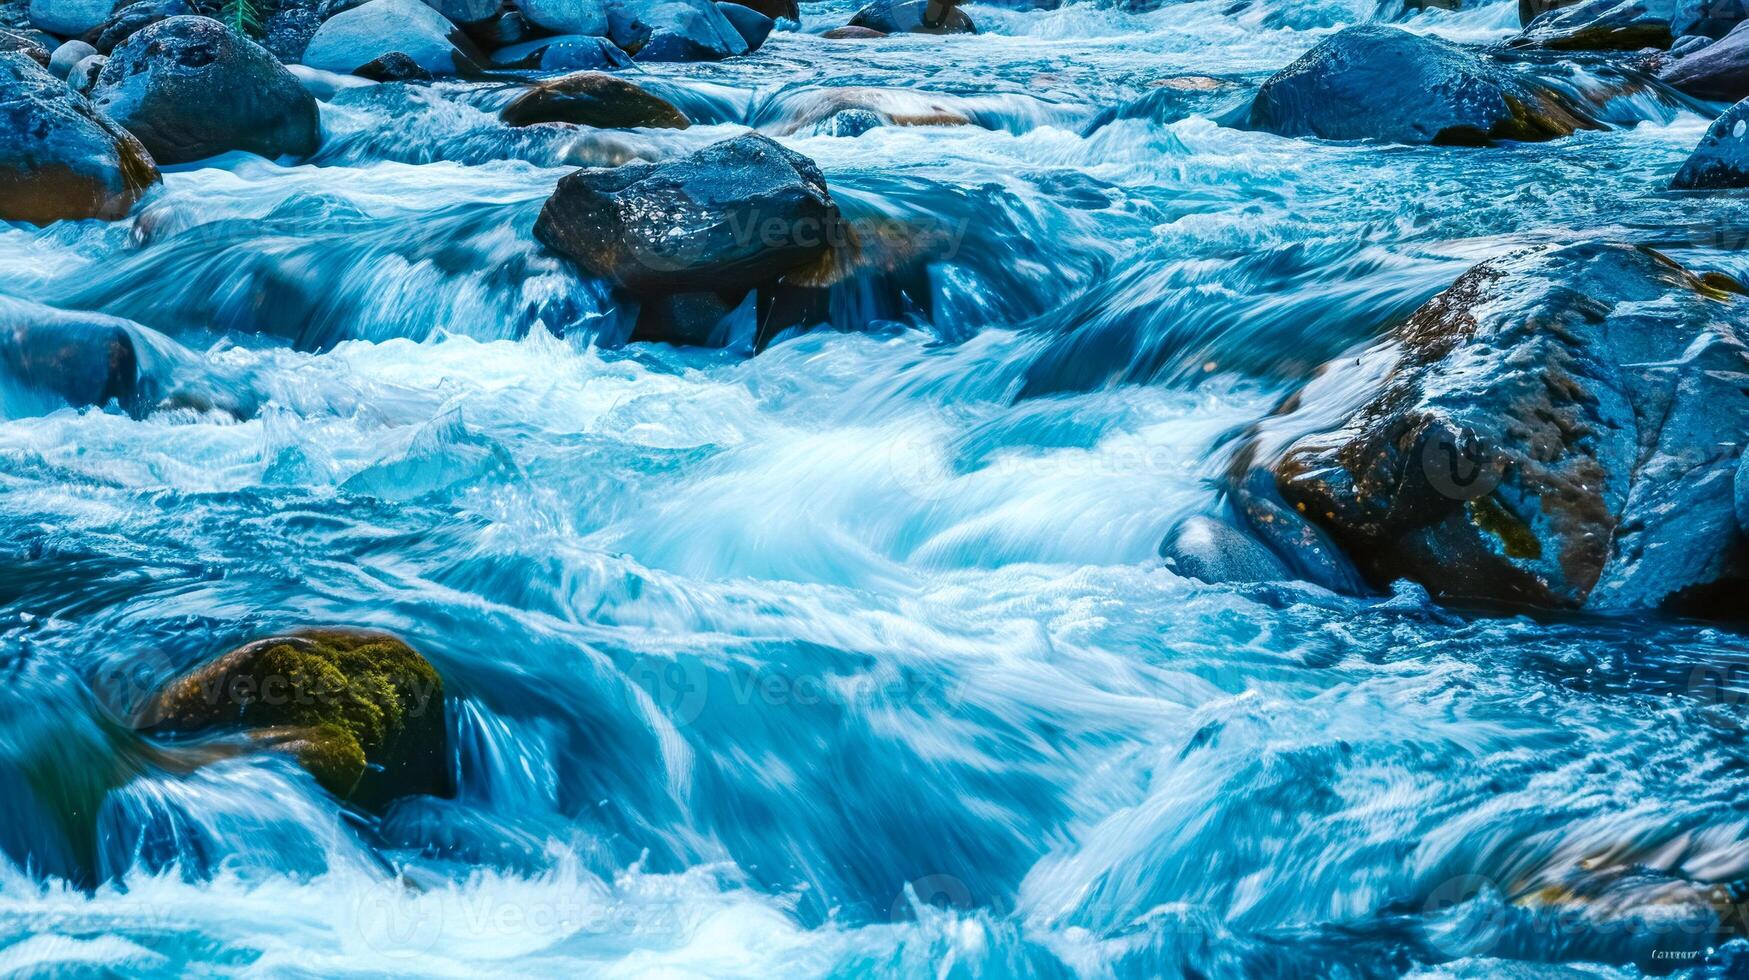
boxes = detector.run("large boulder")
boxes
[28,0,111,38]
[0,54,159,224]
[133,628,451,810]
[1225,242,1749,611]
[501,70,689,128]
[606,0,748,61]
[1671,97,1749,188]
[301,0,481,76]
[92,17,320,164]
[426,0,501,26]
[512,0,606,35]
[0,297,141,411]
[1248,26,1596,145]
[488,33,630,69]
[848,0,974,34]
[87,0,194,54]
[262,4,320,63]
[1660,19,1749,100]
[732,0,793,19]
[535,134,845,345]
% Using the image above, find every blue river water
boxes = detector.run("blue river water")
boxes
[6,0,1749,975]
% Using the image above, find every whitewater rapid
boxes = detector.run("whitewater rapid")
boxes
[5,0,1749,975]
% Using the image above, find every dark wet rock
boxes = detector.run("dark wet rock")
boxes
[821,24,884,37]
[1248,26,1597,145]
[302,0,482,76]
[262,4,319,63]
[0,54,159,224]
[1661,20,1749,101]
[484,8,532,44]
[536,134,845,345]
[93,17,320,164]
[46,36,89,75]
[134,628,451,810]
[607,0,749,61]
[500,70,689,128]
[27,0,109,37]
[355,49,433,80]
[512,0,605,35]
[732,0,791,17]
[88,0,192,54]
[426,0,501,26]
[488,32,630,69]
[0,297,140,410]
[1230,242,1749,611]
[1669,32,1712,56]
[1508,0,1674,50]
[0,27,50,65]
[849,0,974,34]
[66,50,100,91]
[1672,97,1749,187]
[1160,515,1291,585]
[716,1,770,50]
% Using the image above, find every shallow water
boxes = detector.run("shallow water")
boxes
[5,0,1749,975]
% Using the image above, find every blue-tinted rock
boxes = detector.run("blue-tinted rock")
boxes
[512,0,606,35]
[608,0,749,61]
[716,1,772,50]
[0,27,51,66]
[488,33,630,70]
[0,297,141,411]
[1510,0,1675,50]
[93,17,320,164]
[535,133,844,319]
[1249,26,1595,145]
[849,0,974,34]
[47,37,92,76]
[0,53,159,224]
[68,52,103,93]
[1661,19,1749,101]
[426,0,502,26]
[302,0,481,76]
[263,5,320,63]
[89,0,195,54]
[1159,516,1291,585]
[1672,97,1749,188]
[1239,242,1749,611]
[27,0,110,38]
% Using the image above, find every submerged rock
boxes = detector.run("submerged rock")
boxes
[0,54,160,224]
[608,0,749,61]
[302,0,482,76]
[92,17,320,164]
[0,297,141,411]
[536,133,843,293]
[1660,19,1749,101]
[134,628,451,809]
[1248,25,1596,145]
[1159,515,1291,585]
[1671,97,1749,188]
[1230,242,1749,611]
[500,70,689,128]
[849,0,974,34]
[821,24,885,38]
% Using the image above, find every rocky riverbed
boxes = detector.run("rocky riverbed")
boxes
[6,0,1749,974]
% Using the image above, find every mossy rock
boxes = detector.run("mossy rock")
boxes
[136,628,451,809]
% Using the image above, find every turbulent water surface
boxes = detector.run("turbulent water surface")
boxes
[7,0,1749,975]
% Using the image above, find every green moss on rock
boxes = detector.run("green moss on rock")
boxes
[137,628,450,808]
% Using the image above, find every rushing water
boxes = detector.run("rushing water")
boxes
[5,0,1749,975]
